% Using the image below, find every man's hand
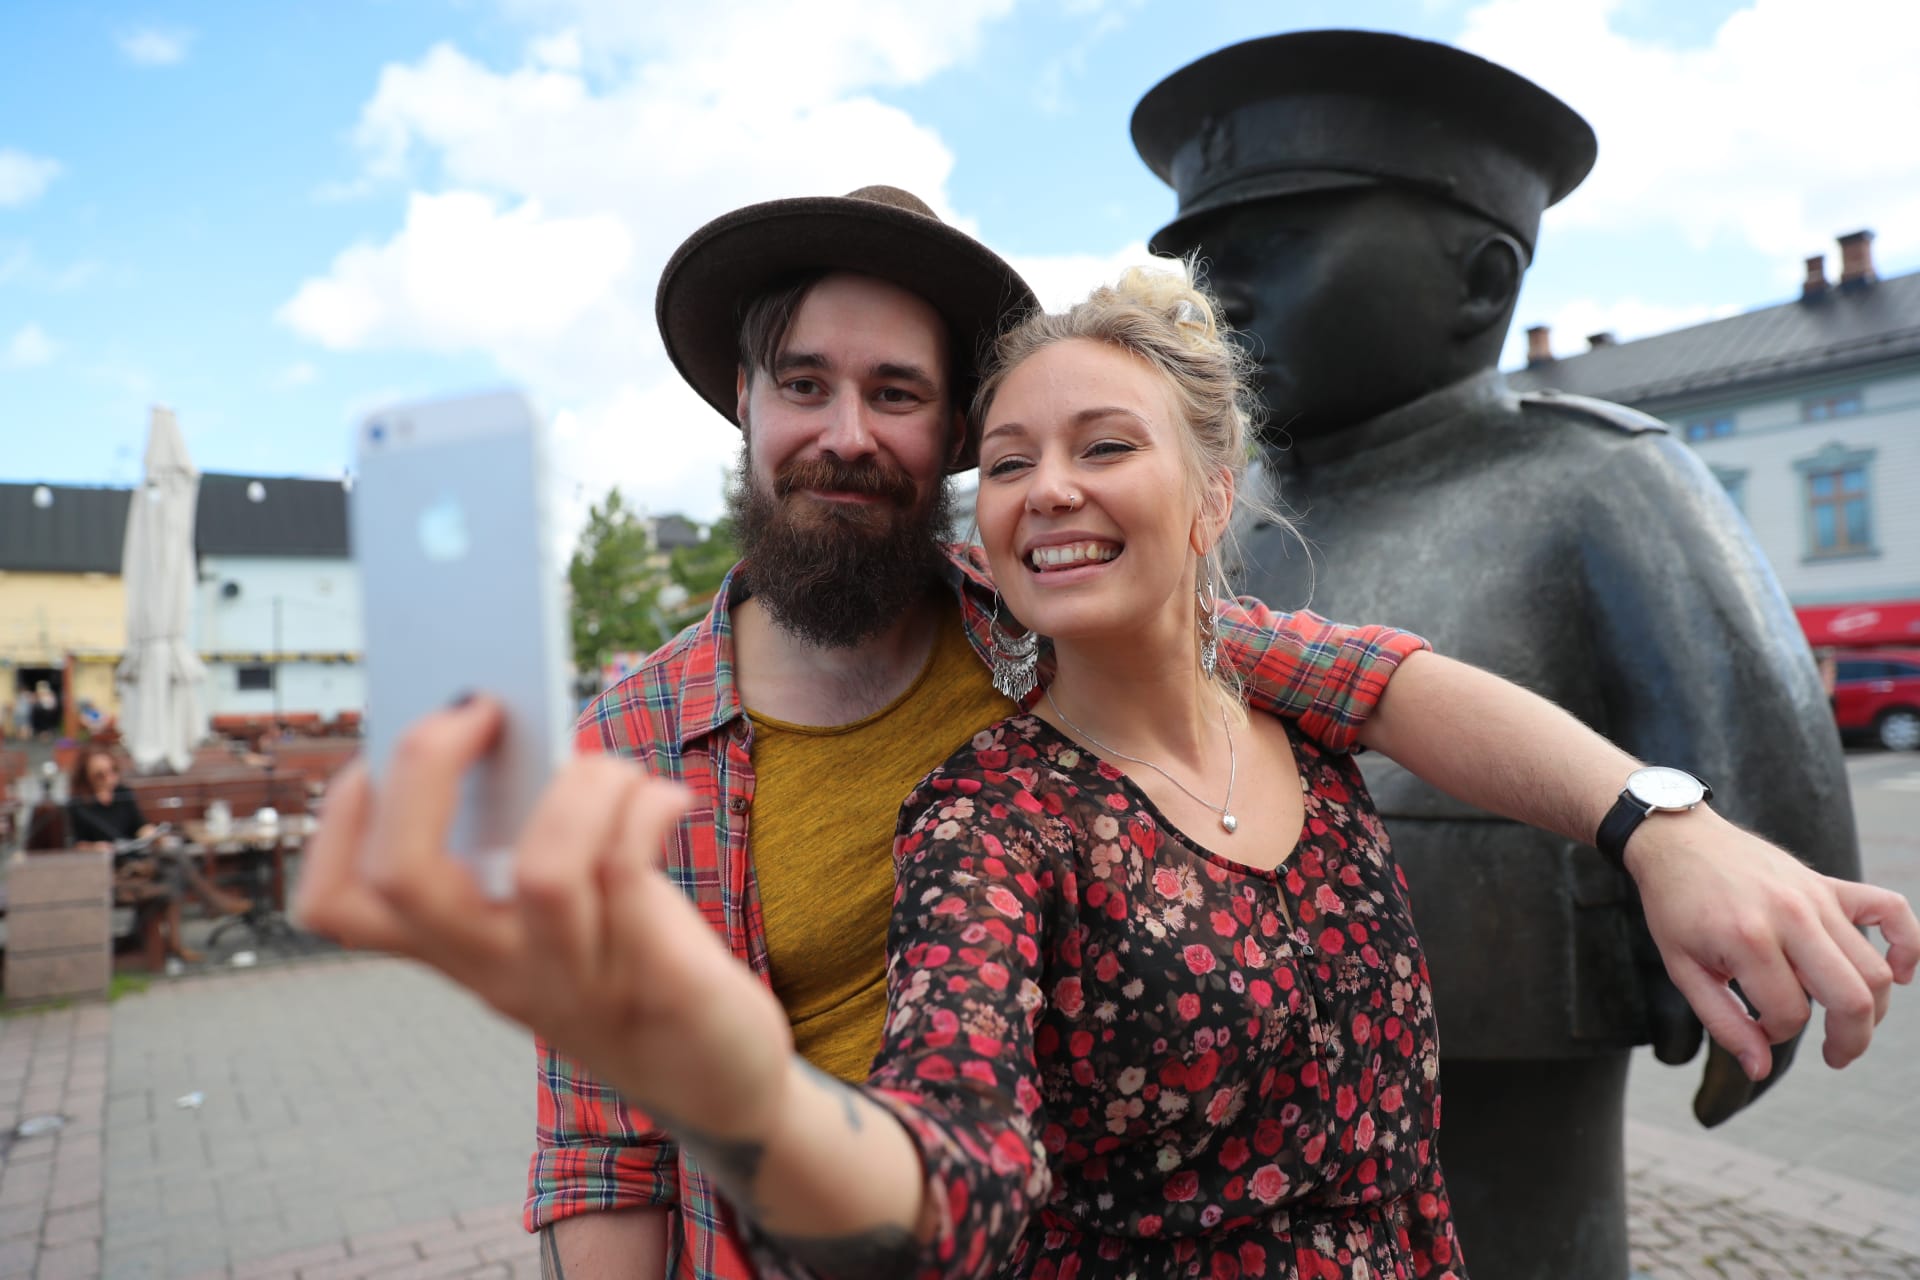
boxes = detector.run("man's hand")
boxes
[1626,808,1918,1080]
[292,697,795,1141]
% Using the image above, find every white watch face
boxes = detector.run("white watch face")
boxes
[1627,766,1706,811]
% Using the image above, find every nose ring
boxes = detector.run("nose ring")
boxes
[1063,491,1082,510]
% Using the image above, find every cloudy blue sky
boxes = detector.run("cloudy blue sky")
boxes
[4,0,1917,525]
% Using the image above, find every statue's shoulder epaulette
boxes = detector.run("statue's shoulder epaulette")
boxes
[1517,387,1669,436]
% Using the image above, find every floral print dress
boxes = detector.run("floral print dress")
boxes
[863,713,1466,1280]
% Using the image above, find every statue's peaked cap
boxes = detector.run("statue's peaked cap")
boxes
[1132,30,1597,255]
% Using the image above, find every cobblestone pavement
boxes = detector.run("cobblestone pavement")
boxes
[1620,746,1920,1279]
[0,752,1914,1278]
[0,1004,110,1280]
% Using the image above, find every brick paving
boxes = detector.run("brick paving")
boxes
[1627,1162,1920,1279]
[94,957,534,1279]
[1627,1122,1920,1278]
[0,1002,111,1280]
[0,750,1912,1278]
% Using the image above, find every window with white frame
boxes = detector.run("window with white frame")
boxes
[1803,390,1865,422]
[1794,443,1876,558]
[1683,414,1735,442]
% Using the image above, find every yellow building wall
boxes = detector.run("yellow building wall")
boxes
[71,659,120,717]
[0,571,126,718]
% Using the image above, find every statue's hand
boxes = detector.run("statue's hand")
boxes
[1626,808,1918,1080]
[1644,964,1702,1066]
[1638,929,1780,1126]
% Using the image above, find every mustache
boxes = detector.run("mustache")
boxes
[773,456,916,506]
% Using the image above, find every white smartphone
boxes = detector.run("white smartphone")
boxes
[352,389,573,897]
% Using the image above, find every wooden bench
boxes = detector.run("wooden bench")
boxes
[126,771,313,825]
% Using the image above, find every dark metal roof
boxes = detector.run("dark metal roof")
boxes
[653,514,701,551]
[0,483,132,573]
[0,473,350,572]
[1507,268,1920,407]
[195,473,350,557]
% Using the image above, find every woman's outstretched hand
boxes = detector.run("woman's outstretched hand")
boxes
[292,696,793,1142]
[1627,809,1918,1081]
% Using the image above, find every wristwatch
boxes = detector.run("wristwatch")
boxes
[1595,767,1712,871]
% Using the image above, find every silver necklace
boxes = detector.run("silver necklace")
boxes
[1044,686,1239,834]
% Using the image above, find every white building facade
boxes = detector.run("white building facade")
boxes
[1511,231,1920,647]
[1669,365,1920,609]
[191,473,364,721]
[195,554,364,719]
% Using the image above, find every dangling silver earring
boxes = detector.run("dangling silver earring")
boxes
[1196,565,1221,679]
[989,593,1039,701]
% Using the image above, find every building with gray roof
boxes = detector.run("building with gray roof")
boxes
[1509,230,1920,646]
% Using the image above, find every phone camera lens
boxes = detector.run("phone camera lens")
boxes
[369,422,387,444]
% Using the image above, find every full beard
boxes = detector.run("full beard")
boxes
[727,444,953,649]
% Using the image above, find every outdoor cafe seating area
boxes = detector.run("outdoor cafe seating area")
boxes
[0,721,362,1001]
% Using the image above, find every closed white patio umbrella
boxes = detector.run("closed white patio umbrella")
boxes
[118,406,207,773]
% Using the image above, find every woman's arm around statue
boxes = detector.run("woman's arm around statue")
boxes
[1357,649,1918,1079]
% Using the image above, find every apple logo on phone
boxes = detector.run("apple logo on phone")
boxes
[417,495,471,562]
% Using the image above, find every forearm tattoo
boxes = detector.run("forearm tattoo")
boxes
[539,1227,566,1280]
[661,1064,921,1279]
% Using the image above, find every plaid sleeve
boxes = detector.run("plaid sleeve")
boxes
[524,1041,681,1231]
[522,695,686,1231]
[1217,599,1431,753]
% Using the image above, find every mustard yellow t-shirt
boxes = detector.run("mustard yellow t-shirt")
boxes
[747,596,1014,1083]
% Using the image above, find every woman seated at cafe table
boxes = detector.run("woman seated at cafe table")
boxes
[68,746,250,964]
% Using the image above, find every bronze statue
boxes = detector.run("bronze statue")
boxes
[1134,30,1859,1280]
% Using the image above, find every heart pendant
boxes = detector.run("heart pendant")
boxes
[1221,812,1238,834]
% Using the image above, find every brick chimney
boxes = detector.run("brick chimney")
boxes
[1526,324,1553,366]
[1586,331,1616,350]
[1802,254,1830,303]
[1838,230,1877,290]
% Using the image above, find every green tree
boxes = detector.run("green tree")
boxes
[568,487,666,672]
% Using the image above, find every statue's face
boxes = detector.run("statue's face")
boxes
[1166,188,1477,436]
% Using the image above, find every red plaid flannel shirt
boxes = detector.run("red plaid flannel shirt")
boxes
[526,546,1429,1276]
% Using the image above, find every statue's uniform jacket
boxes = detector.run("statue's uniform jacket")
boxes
[1241,369,1861,1059]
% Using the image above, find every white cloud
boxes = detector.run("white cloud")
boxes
[527,28,583,71]
[282,0,1023,530]
[0,149,62,207]
[6,323,60,368]
[280,191,636,356]
[494,0,1016,103]
[117,26,195,67]
[1500,296,1741,368]
[1007,242,1162,310]
[1460,0,1920,267]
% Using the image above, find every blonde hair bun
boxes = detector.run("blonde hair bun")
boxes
[1098,262,1224,353]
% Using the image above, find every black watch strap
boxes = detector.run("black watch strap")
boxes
[1595,791,1651,871]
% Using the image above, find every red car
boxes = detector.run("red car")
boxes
[1832,650,1920,750]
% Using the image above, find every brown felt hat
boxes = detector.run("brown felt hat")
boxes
[655,185,1038,472]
